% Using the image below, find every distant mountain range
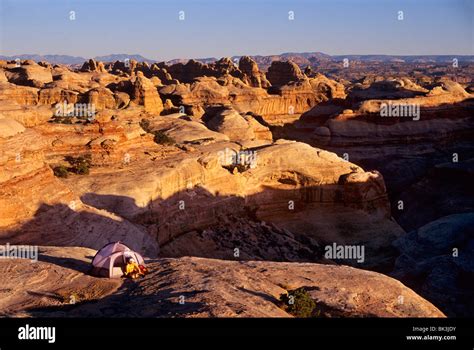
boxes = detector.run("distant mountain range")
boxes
[0,54,153,65]
[332,55,474,63]
[1,52,473,66]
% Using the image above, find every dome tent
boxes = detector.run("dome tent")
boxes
[91,241,145,278]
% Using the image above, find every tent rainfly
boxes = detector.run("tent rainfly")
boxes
[91,241,145,278]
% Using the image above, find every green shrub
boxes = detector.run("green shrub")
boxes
[153,130,175,145]
[279,287,317,318]
[65,154,92,175]
[72,162,90,175]
[53,165,69,178]
[139,119,175,146]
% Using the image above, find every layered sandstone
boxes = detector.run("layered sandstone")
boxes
[0,123,158,256]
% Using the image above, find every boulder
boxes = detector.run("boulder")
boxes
[266,60,305,86]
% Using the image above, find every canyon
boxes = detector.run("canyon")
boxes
[0,55,472,317]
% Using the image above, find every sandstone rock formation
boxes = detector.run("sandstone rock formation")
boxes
[0,55,470,317]
[205,107,272,142]
[80,58,107,73]
[163,57,243,84]
[131,72,163,113]
[52,135,402,268]
[0,246,444,318]
[4,60,53,88]
[348,78,428,101]
[0,118,25,138]
[310,73,346,99]
[239,56,270,88]
[85,87,116,110]
[144,113,229,144]
[0,82,38,105]
[266,60,306,86]
[0,123,158,256]
[159,73,345,124]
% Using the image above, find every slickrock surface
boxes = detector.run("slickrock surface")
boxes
[0,118,25,138]
[0,247,122,317]
[0,247,444,318]
[48,137,401,267]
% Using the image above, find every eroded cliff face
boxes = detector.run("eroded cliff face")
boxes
[295,78,474,228]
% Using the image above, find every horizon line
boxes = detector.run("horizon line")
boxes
[1,52,474,63]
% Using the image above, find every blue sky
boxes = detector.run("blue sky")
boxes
[0,0,472,60]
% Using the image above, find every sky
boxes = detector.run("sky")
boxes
[0,0,473,60]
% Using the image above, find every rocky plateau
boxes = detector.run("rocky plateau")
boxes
[0,55,472,317]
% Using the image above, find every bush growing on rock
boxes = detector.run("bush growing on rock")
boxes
[139,119,175,145]
[153,130,175,145]
[65,154,92,175]
[73,162,90,175]
[279,287,317,318]
[52,165,69,178]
